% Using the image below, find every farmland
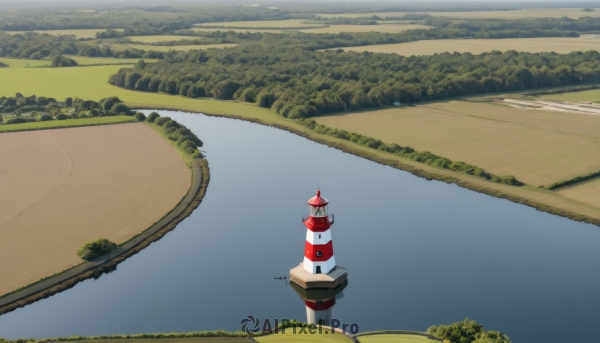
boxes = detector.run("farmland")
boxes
[0,56,155,68]
[0,116,137,133]
[357,334,437,343]
[331,35,600,55]
[126,35,202,43]
[316,8,600,19]
[192,19,429,33]
[6,29,123,38]
[315,99,600,187]
[542,88,600,102]
[556,178,600,209]
[105,43,238,52]
[2,64,600,225]
[0,123,191,296]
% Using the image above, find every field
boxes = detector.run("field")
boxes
[315,99,600,187]
[192,19,429,33]
[194,19,327,29]
[127,35,202,43]
[541,89,600,102]
[317,8,600,19]
[556,178,600,209]
[7,29,123,38]
[0,116,137,133]
[331,35,600,55]
[0,123,191,296]
[106,43,238,52]
[255,330,351,343]
[0,56,154,68]
[357,334,438,343]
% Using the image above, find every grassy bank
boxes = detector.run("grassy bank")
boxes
[0,116,137,133]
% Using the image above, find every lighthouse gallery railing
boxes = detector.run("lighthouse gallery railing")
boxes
[302,213,334,224]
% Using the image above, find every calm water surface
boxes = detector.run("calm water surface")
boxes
[0,111,598,343]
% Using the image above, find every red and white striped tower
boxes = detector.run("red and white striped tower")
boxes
[303,190,335,274]
[290,189,347,290]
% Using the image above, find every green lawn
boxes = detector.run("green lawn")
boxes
[357,334,440,343]
[0,116,138,133]
[0,56,155,68]
[541,89,600,102]
[255,330,352,343]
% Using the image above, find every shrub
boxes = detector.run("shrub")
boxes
[135,112,146,121]
[50,54,78,67]
[89,108,99,117]
[111,103,131,115]
[154,116,172,126]
[77,238,118,261]
[55,113,68,120]
[5,117,29,124]
[427,319,510,343]
[65,97,73,107]
[147,111,160,123]
[39,114,53,121]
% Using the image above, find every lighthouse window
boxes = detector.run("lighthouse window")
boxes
[310,205,327,217]
[316,251,322,257]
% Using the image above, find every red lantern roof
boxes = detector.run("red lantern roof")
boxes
[308,190,329,207]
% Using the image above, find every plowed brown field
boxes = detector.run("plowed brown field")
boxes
[0,123,190,295]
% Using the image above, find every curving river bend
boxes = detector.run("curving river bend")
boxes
[0,111,598,343]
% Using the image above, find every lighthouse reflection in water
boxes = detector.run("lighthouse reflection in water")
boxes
[290,280,348,326]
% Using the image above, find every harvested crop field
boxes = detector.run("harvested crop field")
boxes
[127,35,200,43]
[317,8,600,19]
[0,123,191,296]
[555,178,600,209]
[6,29,123,39]
[330,35,600,55]
[315,100,600,187]
[192,20,429,33]
[106,43,238,52]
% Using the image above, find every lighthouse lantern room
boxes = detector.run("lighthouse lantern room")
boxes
[290,189,348,290]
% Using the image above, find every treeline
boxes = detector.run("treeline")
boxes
[0,32,164,60]
[0,6,289,33]
[109,45,600,118]
[427,318,511,343]
[547,170,600,190]
[298,119,520,185]
[0,93,144,124]
[426,16,600,33]
[146,112,204,159]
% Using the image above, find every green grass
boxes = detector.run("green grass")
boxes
[542,89,600,102]
[0,56,155,68]
[255,330,352,343]
[0,116,138,133]
[357,334,439,343]
[145,122,196,166]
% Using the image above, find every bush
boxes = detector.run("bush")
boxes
[77,237,118,261]
[5,117,32,124]
[55,113,68,120]
[65,97,73,107]
[147,111,160,123]
[111,103,131,115]
[135,112,146,121]
[89,108,99,117]
[39,114,53,121]
[427,319,510,343]
[154,116,172,126]
[50,54,78,67]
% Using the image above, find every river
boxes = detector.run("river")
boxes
[0,111,598,343]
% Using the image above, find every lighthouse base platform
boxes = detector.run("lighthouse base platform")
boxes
[290,263,348,289]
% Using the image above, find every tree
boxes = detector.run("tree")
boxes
[77,238,118,261]
[65,97,73,107]
[135,112,146,121]
[146,112,160,123]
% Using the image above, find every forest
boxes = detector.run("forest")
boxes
[109,45,600,118]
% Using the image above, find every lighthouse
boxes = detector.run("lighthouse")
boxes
[290,190,347,290]
[290,280,348,326]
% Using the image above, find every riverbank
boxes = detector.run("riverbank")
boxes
[0,158,210,316]
[133,105,600,228]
